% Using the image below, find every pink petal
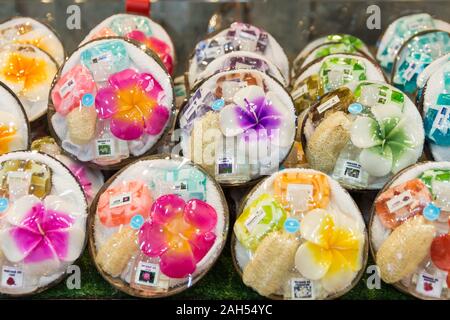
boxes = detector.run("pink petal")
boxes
[1,227,41,262]
[95,87,118,119]
[23,237,58,263]
[46,227,85,261]
[126,30,147,43]
[184,199,217,233]
[144,105,170,135]
[138,221,168,258]
[43,231,69,260]
[159,241,196,278]
[151,194,186,225]
[110,112,145,140]
[41,209,74,232]
[137,73,164,102]
[109,68,139,89]
[189,232,216,263]
[20,203,46,234]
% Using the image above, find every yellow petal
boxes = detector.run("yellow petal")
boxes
[321,249,357,293]
[295,242,332,280]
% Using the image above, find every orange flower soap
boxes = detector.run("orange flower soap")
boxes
[273,172,330,213]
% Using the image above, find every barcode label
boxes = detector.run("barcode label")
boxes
[317,95,340,113]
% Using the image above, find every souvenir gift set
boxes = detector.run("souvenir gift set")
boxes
[370,161,450,299]
[0,151,87,295]
[89,155,228,297]
[232,168,367,299]
[48,37,175,169]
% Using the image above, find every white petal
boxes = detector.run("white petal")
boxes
[359,146,393,177]
[295,242,332,280]
[300,209,329,245]
[0,228,29,262]
[219,104,248,137]
[57,226,85,262]
[370,104,402,123]
[265,92,295,148]
[321,266,357,293]
[44,195,83,217]
[350,116,382,148]
[233,85,265,107]
[6,195,41,227]
[390,145,418,174]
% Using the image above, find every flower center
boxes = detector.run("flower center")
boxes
[37,222,45,236]
[244,98,258,123]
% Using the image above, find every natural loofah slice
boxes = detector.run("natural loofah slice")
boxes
[376,216,436,283]
[306,111,352,173]
[189,111,221,176]
[96,226,139,277]
[66,107,97,145]
[242,231,300,297]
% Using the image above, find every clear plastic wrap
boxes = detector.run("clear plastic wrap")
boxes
[391,30,450,94]
[0,151,88,295]
[376,13,450,72]
[417,55,450,161]
[232,168,367,299]
[0,82,29,155]
[292,34,373,80]
[291,53,386,114]
[0,43,58,122]
[48,37,175,170]
[31,136,104,205]
[301,80,424,190]
[0,17,65,65]
[80,14,175,75]
[187,22,289,89]
[177,69,297,186]
[89,155,228,298]
[370,161,450,300]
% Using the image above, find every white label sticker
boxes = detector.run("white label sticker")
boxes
[386,190,414,213]
[1,266,23,288]
[244,208,266,232]
[59,77,76,98]
[134,261,160,287]
[291,84,308,100]
[291,278,315,300]
[415,271,444,298]
[91,51,112,65]
[317,95,340,114]
[95,139,115,157]
[173,180,189,191]
[341,160,362,182]
[109,192,132,209]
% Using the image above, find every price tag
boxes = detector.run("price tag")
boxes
[386,190,413,213]
[109,192,132,208]
[317,95,340,114]
[244,207,266,232]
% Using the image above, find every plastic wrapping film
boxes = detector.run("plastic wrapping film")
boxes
[48,37,175,170]
[187,22,290,89]
[290,53,386,115]
[177,69,297,187]
[416,54,450,162]
[291,34,373,81]
[391,30,450,95]
[89,154,228,298]
[376,13,450,73]
[80,13,175,75]
[370,161,450,300]
[0,151,88,296]
[301,80,424,190]
[232,168,367,300]
[0,17,65,66]
[0,82,30,155]
[31,137,104,205]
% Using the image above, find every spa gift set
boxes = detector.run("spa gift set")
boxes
[0,8,448,300]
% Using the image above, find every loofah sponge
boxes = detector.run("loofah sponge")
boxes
[66,107,97,145]
[242,231,300,297]
[306,111,352,173]
[189,111,221,176]
[96,226,139,277]
[376,216,436,283]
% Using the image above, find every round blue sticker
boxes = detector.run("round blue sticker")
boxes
[348,103,363,114]
[130,214,145,229]
[284,218,300,233]
[82,93,95,107]
[0,198,9,213]
[423,203,441,221]
[211,99,225,111]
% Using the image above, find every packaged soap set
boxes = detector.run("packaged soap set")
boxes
[179,22,297,187]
